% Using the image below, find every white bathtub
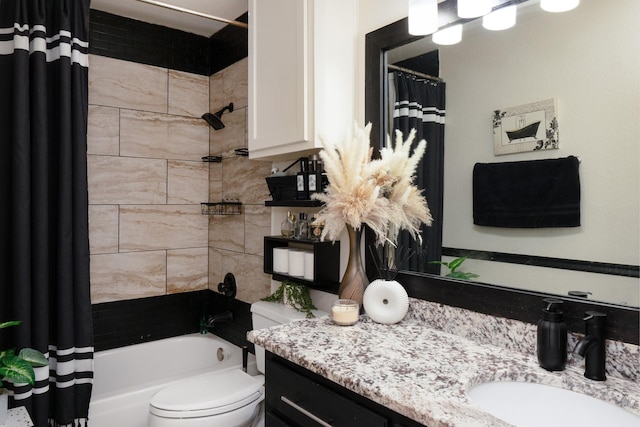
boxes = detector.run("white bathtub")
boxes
[89,333,256,427]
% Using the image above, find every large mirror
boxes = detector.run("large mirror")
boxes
[366,0,639,307]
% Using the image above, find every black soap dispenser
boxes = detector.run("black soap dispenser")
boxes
[537,298,568,371]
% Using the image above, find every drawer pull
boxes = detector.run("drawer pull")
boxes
[281,396,333,427]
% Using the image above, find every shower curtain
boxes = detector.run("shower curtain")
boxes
[389,71,445,273]
[0,1,93,426]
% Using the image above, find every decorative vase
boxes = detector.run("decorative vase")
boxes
[339,225,369,305]
[363,279,409,324]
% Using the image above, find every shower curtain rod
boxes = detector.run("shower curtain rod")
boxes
[388,64,443,83]
[135,0,249,29]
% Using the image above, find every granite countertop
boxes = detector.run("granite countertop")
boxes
[247,310,639,427]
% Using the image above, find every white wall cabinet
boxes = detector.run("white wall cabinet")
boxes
[248,0,357,160]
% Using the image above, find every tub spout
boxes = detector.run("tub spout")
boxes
[571,311,607,381]
[206,310,233,328]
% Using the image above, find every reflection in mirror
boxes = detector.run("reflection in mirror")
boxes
[377,0,639,306]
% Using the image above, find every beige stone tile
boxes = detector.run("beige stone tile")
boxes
[220,251,270,303]
[88,55,167,113]
[222,157,272,205]
[209,107,246,155]
[244,205,271,256]
[209,213,244,253]
[222,58,248,109]
[208,247,223,290]
[208,162,223,201]
[120,205,208,251]
[168,70,209,118]
[209,73,224,107]
[120,110,209,161]
[167,247,209,293]
[90,251,166,304]
[87,155,167,205]
[89,205,119,254]
[168,160,209,204]
[87,105,119,155]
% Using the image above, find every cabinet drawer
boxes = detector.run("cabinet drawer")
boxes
[266,411,295,427]
[267,359,388,427]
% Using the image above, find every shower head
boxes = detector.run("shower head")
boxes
[202,102,234,130]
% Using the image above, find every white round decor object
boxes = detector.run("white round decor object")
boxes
[363,279,409,324]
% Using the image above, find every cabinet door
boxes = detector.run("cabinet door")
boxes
[248,0,312,159]
[266,411,295,427]
[267,357,388,427]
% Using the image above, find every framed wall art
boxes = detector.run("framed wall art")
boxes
[492,98,558,156]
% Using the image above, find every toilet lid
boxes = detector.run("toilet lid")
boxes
[150,370,265,418]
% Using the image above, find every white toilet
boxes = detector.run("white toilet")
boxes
[148,301,326,427]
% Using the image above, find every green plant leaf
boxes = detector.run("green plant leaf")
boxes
[0,349,16,359]
[447,271,480,280]
[19,348,48,367]
[447,257,467,272]
[0,321,21,330]
[428,260,449,267]
[0,355,35,385]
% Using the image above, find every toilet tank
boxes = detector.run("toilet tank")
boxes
[250,301,327,373]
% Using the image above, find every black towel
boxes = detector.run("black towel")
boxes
[473,156,580,228]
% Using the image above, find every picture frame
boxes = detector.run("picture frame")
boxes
[492,98,558,156]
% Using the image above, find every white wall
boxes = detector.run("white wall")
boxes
[355,0,409,122]
[355,0,639,305]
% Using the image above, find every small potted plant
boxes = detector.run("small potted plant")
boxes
[262,280,317,318]
[430,257,479,280]
[0,321,48,421]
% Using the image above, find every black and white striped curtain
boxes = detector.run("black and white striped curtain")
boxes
[389,71,445,273]
[0,0,93,426]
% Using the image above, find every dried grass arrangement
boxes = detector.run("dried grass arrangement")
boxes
[312,122,433,247]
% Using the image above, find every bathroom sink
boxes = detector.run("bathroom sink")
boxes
[467,381,639,427]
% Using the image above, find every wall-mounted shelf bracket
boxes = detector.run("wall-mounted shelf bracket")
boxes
[201,201,242,215]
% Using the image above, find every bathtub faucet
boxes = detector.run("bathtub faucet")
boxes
[206,310,233,328]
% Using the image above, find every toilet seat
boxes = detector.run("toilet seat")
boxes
[150,369,265,419]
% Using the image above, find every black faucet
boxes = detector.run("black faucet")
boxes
[572,311,607,381]
[206,310,234,328]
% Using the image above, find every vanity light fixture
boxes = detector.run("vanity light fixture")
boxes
[482,5,517,31]
[432,24,463,45]
[408,0,439,36]
[457,0,492,19]
[540,0,580,13]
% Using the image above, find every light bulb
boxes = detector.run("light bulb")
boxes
[540,0,580,13]
[482,5,517,31]
[457,0,491,18]
[432,24,463,45]
[408,0,439,36]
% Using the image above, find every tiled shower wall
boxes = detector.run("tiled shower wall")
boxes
[207,58,273,302]
[87,54,271,305]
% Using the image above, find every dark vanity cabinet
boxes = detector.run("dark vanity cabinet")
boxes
[265,352,425,427]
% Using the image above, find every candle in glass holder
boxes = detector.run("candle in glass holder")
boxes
[331,299,359,326]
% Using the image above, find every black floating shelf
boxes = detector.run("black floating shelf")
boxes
[265,200,323,207]
[264,236,340,291]
[202,155,222,163]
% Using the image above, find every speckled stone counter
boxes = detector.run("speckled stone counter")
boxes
[3,407,34,427]
[248,299,639,427]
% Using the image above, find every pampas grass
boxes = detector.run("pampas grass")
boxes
[312,123,432,246]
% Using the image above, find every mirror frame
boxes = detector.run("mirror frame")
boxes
[364,0,639,344]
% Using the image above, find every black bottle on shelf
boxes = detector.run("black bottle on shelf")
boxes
[537,298,568,371]
[296,159,309,200]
